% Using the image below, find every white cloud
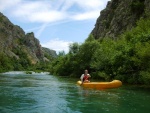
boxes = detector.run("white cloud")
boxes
[36,23,48,38]
[72,10,100,21]
[41,38,73,54]
[0,0,109,23]
[25,19,72,32]
[0,0,110,40]
[74,0,106,10]
[27,11,67,23]
[0,0,20,11]
[11,1,67,23]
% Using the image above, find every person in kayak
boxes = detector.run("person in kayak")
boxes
[80,70,91,84]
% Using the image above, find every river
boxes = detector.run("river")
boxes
[0,72,150,113]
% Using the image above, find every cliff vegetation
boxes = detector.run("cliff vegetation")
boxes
[0,12,57,72]
[50,0,150,85]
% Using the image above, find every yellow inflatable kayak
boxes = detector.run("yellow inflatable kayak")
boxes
[77,80,122,89]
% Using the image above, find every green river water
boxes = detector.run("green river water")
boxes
[0,72,150,113]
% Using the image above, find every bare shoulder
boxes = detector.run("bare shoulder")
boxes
[88,74,91,77]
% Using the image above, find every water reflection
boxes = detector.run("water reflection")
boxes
[66,85,122,113]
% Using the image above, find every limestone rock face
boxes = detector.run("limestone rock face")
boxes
[0,12,57,64]
[42,47,57,58]
[91,0,149,39]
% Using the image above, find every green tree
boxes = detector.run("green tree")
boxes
[69,42,80,55]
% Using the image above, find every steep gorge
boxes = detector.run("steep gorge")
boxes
[0,12,57,66]
[91,0,150,39]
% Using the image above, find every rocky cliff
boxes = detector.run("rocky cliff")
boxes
[91,0,150,39]
[0,12,57,64]
[42,47,57,58]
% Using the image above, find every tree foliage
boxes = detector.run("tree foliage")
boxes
[50,18,150,85]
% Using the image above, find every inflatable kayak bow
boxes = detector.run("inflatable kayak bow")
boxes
[77,80,122,89]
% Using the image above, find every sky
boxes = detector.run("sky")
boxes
[0,0,110,53]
